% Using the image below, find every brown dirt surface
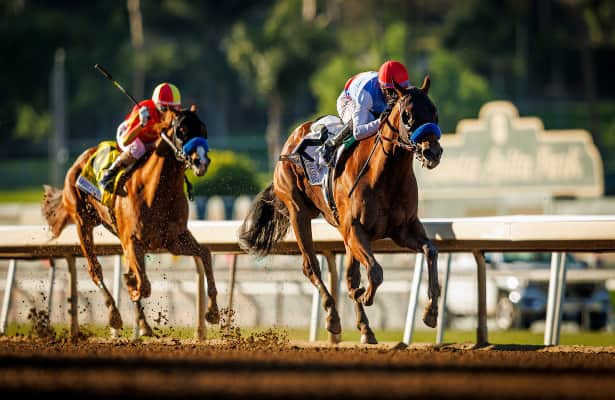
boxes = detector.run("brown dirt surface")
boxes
[1,336,615,399]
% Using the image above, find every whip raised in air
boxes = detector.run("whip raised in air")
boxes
[94,63,139,106]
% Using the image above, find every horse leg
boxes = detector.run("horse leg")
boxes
[345,252,377,344]
[345,225,383,307]
[133,298,153,337]
[122,240,154,336]
[122,240,150,302]
[74,218,122,329]
[289,209,341,335]
[167,231,219,324]
[393,220,440,328]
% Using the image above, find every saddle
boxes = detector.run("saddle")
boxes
[281,115,356,225]
[75,141,127,207]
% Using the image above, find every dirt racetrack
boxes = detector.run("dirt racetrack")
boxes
[1,335,614,399]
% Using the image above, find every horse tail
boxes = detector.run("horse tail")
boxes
[41,185,70,238]
[238,182,290,257]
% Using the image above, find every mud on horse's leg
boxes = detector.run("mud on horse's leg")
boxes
[345,253,377,344]
[75,220,122,330]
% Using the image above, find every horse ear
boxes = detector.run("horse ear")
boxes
[393,80,407,97]
[420,75,431,94]
[190,104,198,113]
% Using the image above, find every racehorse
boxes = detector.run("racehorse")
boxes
[239,76,442,344]
[41,105,220,336]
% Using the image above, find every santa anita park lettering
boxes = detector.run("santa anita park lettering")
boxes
[416,101,603,202]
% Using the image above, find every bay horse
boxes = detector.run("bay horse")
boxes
[239,77,442,344]
[41,105,220,336]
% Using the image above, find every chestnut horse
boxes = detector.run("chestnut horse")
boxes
[239,77,442,344]
[41,106,220,336]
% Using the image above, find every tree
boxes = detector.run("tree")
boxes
[427,50,493,133]
[224,0,332,170]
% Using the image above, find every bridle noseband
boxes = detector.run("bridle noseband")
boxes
[159,113,193,167]
[378,94,424,162]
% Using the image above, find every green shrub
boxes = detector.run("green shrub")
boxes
[188,150,260,197]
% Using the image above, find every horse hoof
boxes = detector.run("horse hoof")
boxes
[129,289,141,302]
[109,308,123,329]
[360,332,378,344]
[422,308,438,328]
[139,322,154,337]
[330,333,342,344]
[350,287,366,301]
[358,291,375,306]
[326,315,342,335]
[206,309,220,324]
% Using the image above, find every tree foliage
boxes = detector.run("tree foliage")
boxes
[2,0,615,192]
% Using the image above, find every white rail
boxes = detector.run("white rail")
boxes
[1,215,615,344]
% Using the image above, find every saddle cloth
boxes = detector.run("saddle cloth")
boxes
[292,115,344,186]
[75,141,125,207]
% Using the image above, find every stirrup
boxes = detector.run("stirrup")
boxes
[319,144,336,166]
[100,172,117,191]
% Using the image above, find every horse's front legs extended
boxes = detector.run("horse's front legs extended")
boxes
[75,219,122,329]
[345,251,377,344]
[167,231,219,324]
[345,224,383,306]
[393,220,440,328]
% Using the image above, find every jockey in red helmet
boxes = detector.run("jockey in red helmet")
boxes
[318,60,411,166]
[100,83,182,191]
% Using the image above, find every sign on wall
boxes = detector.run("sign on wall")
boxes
[416,101,604,199]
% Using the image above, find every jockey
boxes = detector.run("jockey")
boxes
[318,60,411,166]
[100,82,182,191]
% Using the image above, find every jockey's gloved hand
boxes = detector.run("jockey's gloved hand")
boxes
[138,106,150,126]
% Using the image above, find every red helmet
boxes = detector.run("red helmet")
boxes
[152,82,181,110]
[378,60,410,89]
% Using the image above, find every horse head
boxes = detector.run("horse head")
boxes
[394,76,443,169]
[159,104,210,177]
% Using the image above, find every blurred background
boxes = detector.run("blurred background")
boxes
[3,0,615,195]
[1,0,614,339]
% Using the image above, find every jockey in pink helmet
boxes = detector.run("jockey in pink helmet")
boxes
[100,83,182,191]
[318,60,411,166]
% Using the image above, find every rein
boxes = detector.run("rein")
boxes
[347,98,418,198]
[159,119,195,200]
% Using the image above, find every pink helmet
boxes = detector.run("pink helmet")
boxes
[378,60,410,89]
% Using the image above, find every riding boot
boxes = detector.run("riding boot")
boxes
[318,122,353,166]
[100,151,135,192]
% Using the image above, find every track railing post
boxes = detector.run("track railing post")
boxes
[46,259,56,316]
[403,253,424,344]
[0,259,17,335]
[473,250,489,347]
[110,255,122,338]
[544,252,567,345]
[436,253,452,344]
[65,256,79,341]
[323,250,340,344]
[226,254,238,322]
[194,256,206,340]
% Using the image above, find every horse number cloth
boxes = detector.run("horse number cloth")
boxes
[75,141,125,207]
